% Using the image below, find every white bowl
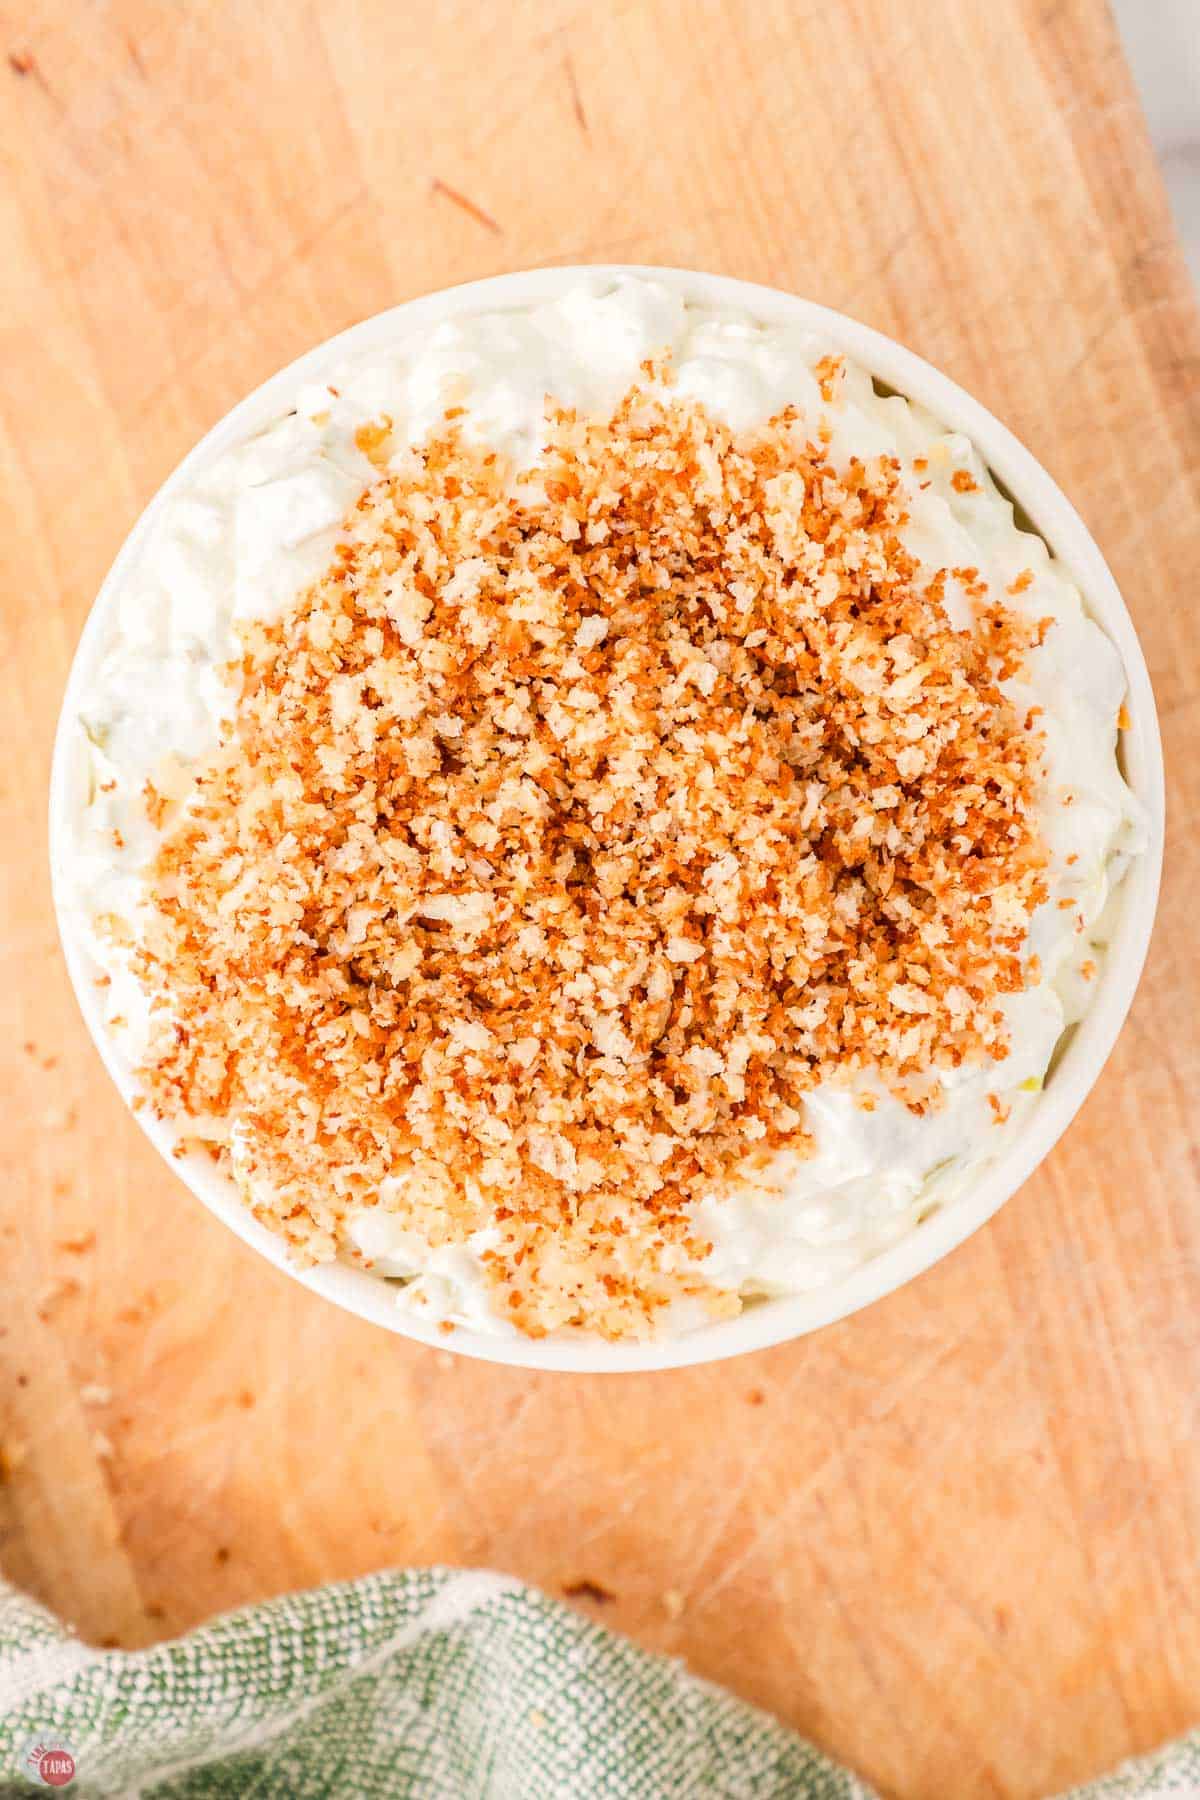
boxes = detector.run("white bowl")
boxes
[50,267,1165,1373]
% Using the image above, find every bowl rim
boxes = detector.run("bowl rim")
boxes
[49,263,1165,1373]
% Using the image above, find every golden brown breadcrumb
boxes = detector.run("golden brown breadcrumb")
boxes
[133,380,1048,1338]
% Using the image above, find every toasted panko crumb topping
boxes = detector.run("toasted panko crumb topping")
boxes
[134,378,1049,1338]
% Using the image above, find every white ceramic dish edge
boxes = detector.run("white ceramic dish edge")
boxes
[49,265,1165,1373]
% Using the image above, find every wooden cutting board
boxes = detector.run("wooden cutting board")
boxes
[3,2,1199,1793]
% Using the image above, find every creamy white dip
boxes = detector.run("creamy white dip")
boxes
[57,277,1146,1338]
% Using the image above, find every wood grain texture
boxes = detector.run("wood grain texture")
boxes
[1,2,1198,1794]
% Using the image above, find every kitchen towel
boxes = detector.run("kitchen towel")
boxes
[0,1567,1193,1796]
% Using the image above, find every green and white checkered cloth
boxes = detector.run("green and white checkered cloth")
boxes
[0,1568,1195,1797]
